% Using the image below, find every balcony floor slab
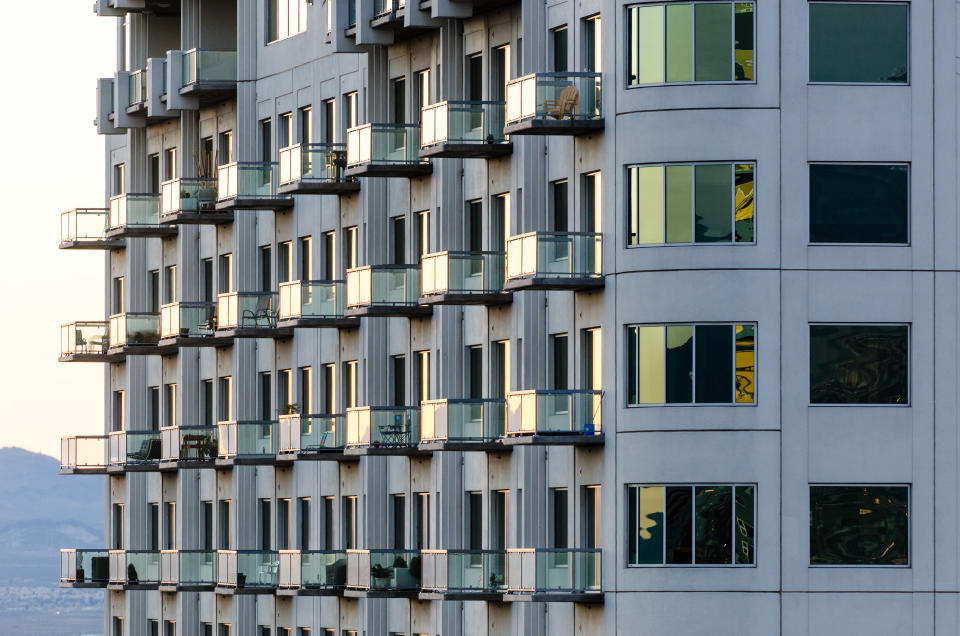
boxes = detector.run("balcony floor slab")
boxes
[343,589,420,599]
[59,239,125,251]
[108,583,159,591]
[276,450,356,463]
[418,142,513,159]
[107,345,162,357]
[503,277,604,292]
[419,292,512,307]
[277,180,361,196]
[417,440,510,453]
[160,210,234,225]
[214,327,294,340]
[215,197,294,212]
[105,226,178,239]
[503,118,605,136]
[59,352,126,363]
[59,581,109,589]
[277,317,361,329]
[501,433,604,447]
[344,305,433,319]
[419,590,504,601]
[159,459,217,471]
[343,163,433,179]
[59,467,109,476]
[215,457,278,468]
[343,446,433,458]
[503,592,604,604]
[179,85,237,107]
[158,335,234,350]
[214,586,277,596]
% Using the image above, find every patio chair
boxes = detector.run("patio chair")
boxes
[544,85,580,120]
[242,295,276,328]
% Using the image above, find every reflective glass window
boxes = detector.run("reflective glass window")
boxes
[809,164,908,244]
[809,3,908,83]
[809,325,909,404]
[809,485,909,565]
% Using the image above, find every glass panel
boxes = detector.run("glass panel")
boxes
[235,551,280,586]
[630,6,665,84]
[734,164,755,242]
[695,3,732,81]
[180,551,216,584]
[633,326,665,404]
[632,166,664,245]
[665,325,693,403]
[809,164,909,244]
[665,486,692,564]
[301,551,347,587]
[633,486,665,564]
[809,325,909,404]
[694,486,732,564]
[666,165,693,244]
[735,325,756,404]
[809,4,908,83]
[695,324,733,403]
[666,4,693,82]
[734,3,755,80]
[177,426,218,460]
[809,486,909,565]
[694,164,733,242]
[735,485,756,564]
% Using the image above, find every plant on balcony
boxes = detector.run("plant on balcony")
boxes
[489,571,504,589]
[370,563,392,587]
[408,555,421,580]
[282,403,301,415]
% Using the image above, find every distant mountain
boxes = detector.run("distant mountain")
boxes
[0,447,103,586]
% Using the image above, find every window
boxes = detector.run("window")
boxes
[809,3,908,83]
[582,172,602,233]
[278,499,291,550]
[344,92,358,132]
[809,164,908,244]
[551,180,569,232]
[323,496,335,550]
[299,366,313,413]
[279,368,292,413]
[201,258,214,302]
[218,376,233,422]
[219,625,232,636]
[323,364,336,413]
[148,387,160,431]
[164,265,176,304]
[392,216,406,264]
[113,163,125,196]
[414,492,430,549]
[149,503,160,551]
[260,118,273,162]
[164,383,176,428]
[322,99,336,143]
[582,485,601,548]
[299,106,313,145]
[112,503,124,550]
[147,270,160,313]
[809,325,909,404]
[260,372,272,420]
[627,1,754,85]
[260,499,272,550]
[551,334,568,390]
[299,497,310,550]
[492,193,510,253]
[492,340,510,398]
[583,15,602,72]
[345,226,358,270]
[390,77,406,124]
[416,69,431,117]
[279,112,294,150]
[201,137,214,176]
[627,324,756,405]
[391,494,406,549]
[491,490,507,551]
[149,620,159,636]
[112,276,125,314]
[112,390,125,432]
[164,147,177,182]
[218,500,232,549]
[218,253,234,294]
[468,346,483,399]
[627,484,756,565]
[322,231,336,279]
[299,236,313,280]
[551,489,568,549]
[492,45,510,102]
[417,210,430,257]
[269,0,308,42]
[392,355,406,406]
[468,200,483,252]
[163,501,176,550]
[164,623,176,636]
[343,496,357,549]
[218,131,234,166]
[810,485,908,565]
[202,501,213,550]
[344,361,357,409]
[113,617,124,636]
[416,350,430,403]
[202,624,213,636]
[148,153,160,193]
[583,328,602,392]
[467,492,482,550]
[467,54,483,101]
[260,245,273,291]
[279,241,294,284]
[551,26,568,72]
[628,163,754,245]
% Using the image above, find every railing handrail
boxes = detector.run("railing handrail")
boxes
[109,311,161,318]
[218,419,279,425]
[347,263,418,273]
[217,290,279,298]
[161,300,216,308]
[347,122,418,132]
[507,71,602,84]
[506,547,601,554]
[422,398,505,406]
[346,405,420,413]
[279,142,347,152]
[508,231,602,240]
[161,176,217,185]
[109,192,160,200]
[424,250,506,257]
[219,160,279,168]
[183,47,238,54]
[507,389,603,397]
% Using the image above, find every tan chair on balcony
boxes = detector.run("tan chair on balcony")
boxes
[545,85,580,120]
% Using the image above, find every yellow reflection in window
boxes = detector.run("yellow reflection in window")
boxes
[635,326,665,403]
[734,164,754,242]
[735,324,755,403]
[638,486,665,540]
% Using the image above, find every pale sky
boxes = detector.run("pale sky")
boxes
[0,2,117,457]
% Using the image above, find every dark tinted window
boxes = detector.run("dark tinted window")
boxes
[810,164,908,243]
[810,325,908,404]
[809,3,908,83]
[810,486,909,565]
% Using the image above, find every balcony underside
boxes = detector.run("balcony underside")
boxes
[215,585,277,596]
[160,583,214,593]
[503,591,604,604]
[179,84,237,107]
[108,344,162,357]
[344,588,420,599]
[59,352,125,363]
[503,118,605,136]
[419,590,504,602]
[502,277,604,292]
[126,103,147,116]
[158,334,234,350]
[105,226,178,239]
[418,142,513,159]
[276,450,356,463]
[107,583,159,591]
[277,180,361,196]
[160,210,234,225]
[343,163,433,179]
[419,292,512,307]
[418,440,510,453]
[343,446,432,458]
[215,197,294,212]
[277,316,361,329]
[107,463,159,474]
[215,457,278,469]
[214,326,294,340]
[370,9,404,28]
[501,433,605,447]
[277,586,344,597]
[59,581,108,589]
[59,466,109,476]
[159,458,216,472]
[344,305,433,319]
[59,239,125,251]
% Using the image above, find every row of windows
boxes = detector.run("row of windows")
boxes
[125,621,356,636]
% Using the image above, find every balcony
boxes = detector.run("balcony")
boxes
[126,69,147,114]
[420,101,511,159]
[345,549,421,598]
[217,420,278,466]
[503,390,603,447]
[60,549,109,588]
[216,162,293,211]
[160,550,216,592]
[180,49,237,103]
[277,414,350,461]
[60,208,123,250]
[278,144,360,195]
[278,550,347,596]
[60,435,108,474]
[419,399,507,452]
[344,124,432,178]
[159,302,230,348]
[278,281,358,329]
[95,0,180,16]
[420,550,505,601]
[159,425,218,470]
[370,0,405,28]
[344,406,427,457]
[60,321,120,362]
[216,550,279,594]
[215,292,293,339]
[420,251,510,306]
[108,550,161,590]
[504,232,603,291]
[160,178,232,225]
[108,312,161,355]
[108,430,161,472]
[504,549,602,603]
[504,72,604,136]
[345,265,432,318]
[107,193,177,239]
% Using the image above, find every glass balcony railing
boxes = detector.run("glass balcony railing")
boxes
[505,232,602,282]
[128,69,146,107]
[278,281,347,320]
[505,549,601,594]
[160,425,218,462]
[61,549,110,585]
[278,143,351,185]
[421,101,507,147]
[421,251,505,297]
[420,550,506,593]
[61,208,110,244]
[346,123,426,167]
[505,72,602,124]
[279,550,348,590]
[505,390,602,436]
[346,265,421,308]
[216,292,279,329]
[278,414,345,452]
[346,549,422,591]
[61,435,108,471]
[161,550,217,586]
[160,302,217,339]
[420,399,506,443]
[109,430,161,466]
[110,550,161,585]
[217,162,284,201]
[161,178,219,215]
[109,193,162,230]
[217,420,278,458]
[61,321,109,357]
[345,407,420,448]
[217,550,279,588]
[108,313,161,348]
[182,49,237,87]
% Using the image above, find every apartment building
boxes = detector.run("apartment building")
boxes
[55,0,956,634]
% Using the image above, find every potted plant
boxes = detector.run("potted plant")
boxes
[391,555,416,588]
[370,563,391,588]
[282,403,301,416]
